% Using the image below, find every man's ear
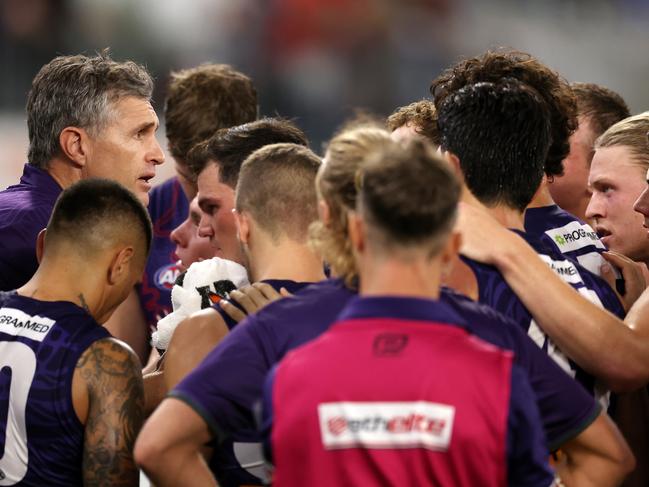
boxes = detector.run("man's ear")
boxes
[59,126,89,168]
[318,199,332,227]
[347,211,365,254]
[234,209,251,245]
[107,246,135,285]
[36,229,47,264]
[440,230,462,275]
[442,151,465,181]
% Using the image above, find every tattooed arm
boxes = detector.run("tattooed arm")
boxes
[72,337,145,487]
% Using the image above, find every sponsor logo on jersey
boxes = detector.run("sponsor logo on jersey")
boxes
[538,254,585,285]
[154,262,182,290]
[318,401,455,450]
[373,334,409,356]
[0,307,55,342]
[545,221,605,252]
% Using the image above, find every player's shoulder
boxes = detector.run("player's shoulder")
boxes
[242,278,354,336]
[76,337,141,377]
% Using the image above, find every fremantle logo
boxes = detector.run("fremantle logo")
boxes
[318,401,455,451]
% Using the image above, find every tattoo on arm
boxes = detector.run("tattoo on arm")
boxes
[77,338,145,487]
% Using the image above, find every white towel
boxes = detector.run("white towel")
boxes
[151,257,249,350]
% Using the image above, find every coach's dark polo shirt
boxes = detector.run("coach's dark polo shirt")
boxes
[0,164,62,291]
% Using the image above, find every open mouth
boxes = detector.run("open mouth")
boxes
[595,226,611,239]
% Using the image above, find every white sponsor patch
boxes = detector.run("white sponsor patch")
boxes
[544,221,605,252]
[576,252,606,277]
[318,401,455,451]
[0,307,55,342]
[538,254,584,285]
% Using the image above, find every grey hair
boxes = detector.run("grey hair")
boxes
[26,50,154,169]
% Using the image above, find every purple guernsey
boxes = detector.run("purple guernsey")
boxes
[524,205,606,276]
[462,229,624,406]
[171,279,598,484]
[138,177,189,331]
[0,291,110,486]
[0,165,63,291]
[212,279,313,330]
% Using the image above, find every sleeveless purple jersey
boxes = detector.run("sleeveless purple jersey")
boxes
[171,279,598,484]
[138,177,189,331]
[462,229,624,406]
[0,291,110,486]
[525,205,606,276]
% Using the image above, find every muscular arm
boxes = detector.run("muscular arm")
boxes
[458,203,649,392]
[134,398,216,487]
[103,288,149,365]
[73,338,145,487]
[557,412,634,487]
[164,308,229,390]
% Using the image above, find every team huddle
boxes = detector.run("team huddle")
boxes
[1,47,649,486]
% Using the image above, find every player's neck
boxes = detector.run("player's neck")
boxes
[527,180,555,208]
[485,204,525,231]
[18,259,103,319]
[46,156,83,190]
[359,257,442,300]
[248,237,325,283]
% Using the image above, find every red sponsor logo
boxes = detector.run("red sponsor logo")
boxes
[327,417,348,436]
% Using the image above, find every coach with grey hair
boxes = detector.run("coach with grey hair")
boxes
[0,51,164,292]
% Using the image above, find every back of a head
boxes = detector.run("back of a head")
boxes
[46,179,153,262]
[358,139,460,256]
[236,143,321,243]
[430,49,576,177]
[437,79,551,212]
[571,82,630,137]
[27,50,153,169]
[165,64,258,162]
[386,99,440,145]
[186,117,308,186]
[309,126,393,281]
[595,112,649,171]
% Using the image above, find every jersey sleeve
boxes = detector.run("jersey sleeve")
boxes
[212,300,241,331]
[507,365,556,487]
[168,315,273,443]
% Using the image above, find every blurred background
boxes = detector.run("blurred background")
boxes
[1,0,649,188]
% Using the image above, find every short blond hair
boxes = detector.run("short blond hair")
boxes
[308,127,393,284]
[595,112,649,171]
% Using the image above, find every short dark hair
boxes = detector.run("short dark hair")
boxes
[47,179,153,258]
[27,50,153,169]
[164,64,258,163]
[358,138,460,253]
[430,49,576,177]
[236,143,321,242]
[186,118,309,187]
[571,82,630,137]
[386,99,441,145]
[437,79,551,212]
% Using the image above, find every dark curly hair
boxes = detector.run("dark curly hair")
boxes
[430,50,577,177]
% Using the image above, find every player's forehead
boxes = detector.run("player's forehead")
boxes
[106,96,159,129]
[590,146,642,181]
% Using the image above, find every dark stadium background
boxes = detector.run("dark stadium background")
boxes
[1,0,648,188]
